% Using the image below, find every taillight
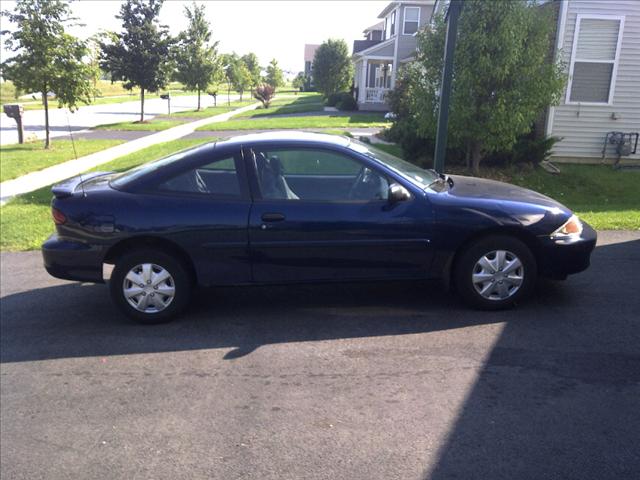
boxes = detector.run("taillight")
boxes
[52,207,67,225]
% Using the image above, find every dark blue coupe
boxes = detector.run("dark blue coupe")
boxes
[43,132,596,323]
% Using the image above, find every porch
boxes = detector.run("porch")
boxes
[354,57,394,111]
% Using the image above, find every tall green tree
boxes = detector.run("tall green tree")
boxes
[241,52,262,87]
[265,58,284,91]
[312,39,352,98]
[391,0,565,175]
[173,2,220,111]
[292,72,306,92]
[100,0,173,122]
[220,52,238,105]
[1,0,95,148]
[232,62,253,101]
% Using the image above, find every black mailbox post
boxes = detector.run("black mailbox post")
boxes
[160,93,171,115]
[4,104,25,144]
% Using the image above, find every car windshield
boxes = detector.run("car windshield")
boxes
[110,146,201,189]
[348,140,439,189]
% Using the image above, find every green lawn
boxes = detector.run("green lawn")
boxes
[372,143,640,230]
[93,119,186,131]
[0,139,124,183]
[234,94,325,119]
[0,138,211,251]
[168,99,256,118]
[197,113,390,131]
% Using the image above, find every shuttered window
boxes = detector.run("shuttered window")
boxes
[568,16,623,104]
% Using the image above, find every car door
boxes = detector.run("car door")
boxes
[134,147,252,286]
[244,143,434,283]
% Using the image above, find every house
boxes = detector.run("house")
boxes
[544,0,640,164]
[352,1,435,111]
[304,44,320,91]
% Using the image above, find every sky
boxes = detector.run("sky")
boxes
[0,0,390,74]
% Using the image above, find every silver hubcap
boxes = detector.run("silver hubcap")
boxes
[472,250,524,301]
[123,263,175,313]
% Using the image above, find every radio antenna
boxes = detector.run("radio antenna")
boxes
[65,108,85,197]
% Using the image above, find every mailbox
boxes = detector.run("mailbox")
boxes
[3,104,25,144]
[160,93,171,114]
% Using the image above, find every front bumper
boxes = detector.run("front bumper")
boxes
[42,234,106,283]
[537,221,597,278]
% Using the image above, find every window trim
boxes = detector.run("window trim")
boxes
[390,10,396,37]
[565,14,625,106]
[403,6,421,35]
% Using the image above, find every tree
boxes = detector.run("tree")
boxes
[173,2,221,111]
[265,59,284,91]
[312,39,352,98]
[1,0,95,148]
[232,62,253,101]
[100,0,174,122]
[220,52,238,105]
[253,84,275,108]
[292,72,306,92]
[392,0,565,175]
[241,52,262,87]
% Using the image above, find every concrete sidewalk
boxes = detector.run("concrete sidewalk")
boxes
[0,102,260,205]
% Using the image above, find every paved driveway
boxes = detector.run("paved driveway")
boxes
[1,231,639,479]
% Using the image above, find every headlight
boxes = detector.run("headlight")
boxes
[551,214,583,239]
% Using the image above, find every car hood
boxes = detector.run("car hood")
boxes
[447,175,571,212]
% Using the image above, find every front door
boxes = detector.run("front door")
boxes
[245,145,434,283]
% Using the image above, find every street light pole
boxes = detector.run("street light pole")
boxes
[433,0,463,173]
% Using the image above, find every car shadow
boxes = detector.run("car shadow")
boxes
[0,277,508,363]
[422,237,640,479]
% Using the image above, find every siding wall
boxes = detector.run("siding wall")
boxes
[396,3,434,61]
[550,0,640,162]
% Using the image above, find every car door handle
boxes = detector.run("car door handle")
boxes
[261,212,286,222]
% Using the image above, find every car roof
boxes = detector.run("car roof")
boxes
[214,131,353,148]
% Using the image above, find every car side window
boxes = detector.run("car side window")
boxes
[158,156,241,197]
[252,148,388,202]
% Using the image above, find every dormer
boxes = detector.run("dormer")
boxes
[363,22,384,42]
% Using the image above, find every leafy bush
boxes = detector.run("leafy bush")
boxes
[486,133,560,166]
[253,84,275,108]
[336,92,357,111]
[326,92,340,107]
[325,92,357,110]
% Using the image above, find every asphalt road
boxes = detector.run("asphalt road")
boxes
[0,93,242,145]
[1,231,639,480]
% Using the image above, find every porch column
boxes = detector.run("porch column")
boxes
[358,59,368,103]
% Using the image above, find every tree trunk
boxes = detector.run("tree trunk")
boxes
[43,87,50,149]
[471,141,482,176]
[140,87,145,122]
[227,84,231,106]
[240,90,243,101]
[197,88,201,111]
[465,143,471,170]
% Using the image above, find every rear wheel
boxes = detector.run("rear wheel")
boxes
[110,249,192,323]
[454,235,537,310]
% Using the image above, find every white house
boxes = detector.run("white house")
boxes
[352,1,435,111]
[545,0,640,164]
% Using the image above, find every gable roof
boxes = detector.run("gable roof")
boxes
[378,0,434,18]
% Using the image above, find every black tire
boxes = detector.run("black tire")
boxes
[109,248,192,324]
[454,235,537,310]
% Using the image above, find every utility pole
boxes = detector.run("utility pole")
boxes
[433,0,463,173]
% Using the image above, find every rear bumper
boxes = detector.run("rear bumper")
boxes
[42,234,106,283]
[537,221,597,278]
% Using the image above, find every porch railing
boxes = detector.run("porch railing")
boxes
[364,87,390,103]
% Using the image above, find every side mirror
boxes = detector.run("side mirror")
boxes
[388,183,411,204]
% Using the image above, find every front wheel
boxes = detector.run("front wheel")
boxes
[110,249,192,323]
[454,235,537,310]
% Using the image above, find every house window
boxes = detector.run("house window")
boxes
[568,16,624,104]
[390,11,396,36]
[403,7,420,35]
